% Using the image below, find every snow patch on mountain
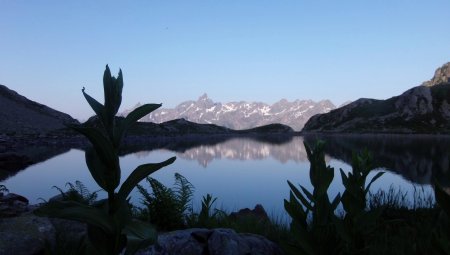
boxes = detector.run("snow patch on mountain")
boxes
[121,94,336,131]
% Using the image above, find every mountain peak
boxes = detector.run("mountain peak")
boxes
[121,96,336,131]
[198,93,209,101]
[422,62,450,87]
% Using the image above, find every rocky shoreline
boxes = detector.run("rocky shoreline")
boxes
[0,190,284,255]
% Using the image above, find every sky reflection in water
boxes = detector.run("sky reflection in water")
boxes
[3,136,439,220]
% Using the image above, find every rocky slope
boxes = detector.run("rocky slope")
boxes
[85,116,294,136]
[303,62,450,133]
[121,94,335,131]
[0,85,78,135]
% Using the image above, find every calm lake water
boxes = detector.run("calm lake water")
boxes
[3,135,448,219]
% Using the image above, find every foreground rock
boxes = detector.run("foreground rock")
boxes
[138,228,284,255]
[303,62,450,134]
[0,213,55,255]
[0,196,282,255]
[0,192,30,217]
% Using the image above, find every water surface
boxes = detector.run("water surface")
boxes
[3,135,447,218]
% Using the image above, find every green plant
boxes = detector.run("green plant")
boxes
[433,182,450,254]
[190,193,229,227]
[52,180,99,205]
[35,65,176,255]
[198,193,219,223]
[284,141,341,255]
[136,172,194,230]
[336,150,384,254]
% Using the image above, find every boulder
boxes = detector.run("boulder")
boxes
[137,228,284,255]
[0,193,30,217]
[0,213,55,255]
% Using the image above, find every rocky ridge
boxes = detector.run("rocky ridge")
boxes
[121,94,335,131]
[303,62,450,133]
[0,85,78,135]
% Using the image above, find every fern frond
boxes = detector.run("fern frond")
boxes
[174,173,194,214]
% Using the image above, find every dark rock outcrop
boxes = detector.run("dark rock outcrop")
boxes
[229,204,270,223]
[0,192,30,218]
[84,116,295,137]
[0,85,79,135]
[303,62,450,134]
[0,213,56,255]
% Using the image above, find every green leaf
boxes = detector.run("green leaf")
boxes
[114,103,162,146]
[331,193,341,210]
[340,169,348,187]
[300,186,314,203]
[85,148,109,191]
[123,220,157,255]
[73,126,120,192]
[113,69,124,115]
[103,65,114,117]
[364,171,385,194]
[103,65,123,119]
[284,193,308,228]
[118,157,176,201]
[72,126,117,168]
[34,200,114,234]
[287,181,313,210]
[82,88,105,123]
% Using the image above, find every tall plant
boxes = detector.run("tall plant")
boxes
[336,150,384,254]
[433,183,450,254]
[284,141,341,255]
[36,65,176,255]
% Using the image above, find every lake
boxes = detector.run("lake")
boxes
[3,134,448,219]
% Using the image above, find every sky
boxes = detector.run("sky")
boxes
[1,1,450,121]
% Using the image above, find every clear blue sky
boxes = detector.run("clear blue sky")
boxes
[1,1,450,120]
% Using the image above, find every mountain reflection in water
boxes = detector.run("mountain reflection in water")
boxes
[2,134,449,208]
[132,138,309,167]
[303,134,450,187]
[132,135,450,187]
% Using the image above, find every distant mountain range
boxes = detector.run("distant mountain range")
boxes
[121,95,336,131]
[303,62,450,133]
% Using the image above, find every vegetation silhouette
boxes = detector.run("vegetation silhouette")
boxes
[35,65,175,255]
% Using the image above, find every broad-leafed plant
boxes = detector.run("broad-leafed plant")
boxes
[284,141,341,255]
[336,150,384,254]
[433,182,450,254]
[35,65,176,255]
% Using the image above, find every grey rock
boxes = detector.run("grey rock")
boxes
[395,86,433,119]
[303,62,450,133]
[0,193,30,217]
[0,213,56,255]
[422,62,450,87]
[136,228,283,255]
